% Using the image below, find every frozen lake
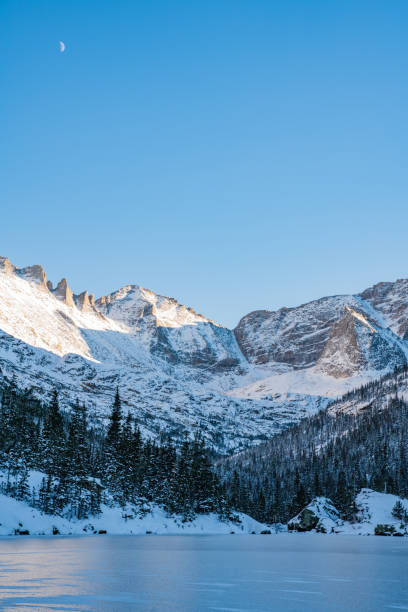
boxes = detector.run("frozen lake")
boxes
[0,534,407,611]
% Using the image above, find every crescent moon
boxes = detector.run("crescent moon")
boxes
[59,41,66,53]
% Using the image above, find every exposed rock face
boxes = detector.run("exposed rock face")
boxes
[288,508,319,532]
[315,307,364,378]
[0,257,15,275]
[234,293,408,378]
[235,296,357,369]
[359,279,408,338]
[75,290,93,312]
[18,265,48,290]
[288,498,342,533]
[53,278,74,307]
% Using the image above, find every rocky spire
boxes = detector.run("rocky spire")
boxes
[0,256,15,275]
[53,278,74,307]
[75,290,93,312]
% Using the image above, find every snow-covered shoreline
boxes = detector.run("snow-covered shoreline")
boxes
[0,493,265,537]
[287,489,408,536]
[1,488,407,538]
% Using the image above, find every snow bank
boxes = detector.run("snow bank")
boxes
[351,488,408,535]
[0,494,265,537]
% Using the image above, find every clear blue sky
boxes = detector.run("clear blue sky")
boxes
[2,1,408,327]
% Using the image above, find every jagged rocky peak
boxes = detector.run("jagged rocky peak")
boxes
[53,278,74,307]
[234,287,408,379]
[18,264,48,290]
[0,256,15,275]
[96,293,110,307]
[359,278,408,338]
[0,256,50,291]
[75,290,95,312]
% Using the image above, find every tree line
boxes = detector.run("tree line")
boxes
[0,379,230,521]
[219,367,408,524]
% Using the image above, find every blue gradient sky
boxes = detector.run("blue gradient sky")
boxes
[2,1,408,327]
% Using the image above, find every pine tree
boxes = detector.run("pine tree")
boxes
[42,390,65,478]
[103,389,123,502]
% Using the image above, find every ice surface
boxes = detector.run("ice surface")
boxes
[0,535,407,611]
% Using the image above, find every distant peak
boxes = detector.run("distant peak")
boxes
[75,290,94,312]
[0,256,15,275]
[53,278,74,307]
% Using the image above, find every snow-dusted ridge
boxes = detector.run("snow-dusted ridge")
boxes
[1,255,408,451]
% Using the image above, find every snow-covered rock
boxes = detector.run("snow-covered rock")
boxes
[288,497,343,534]
[287,490,408,536]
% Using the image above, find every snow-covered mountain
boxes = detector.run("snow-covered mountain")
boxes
[1,255,408,451]
[0,256,314,451]
[232,289,408,398]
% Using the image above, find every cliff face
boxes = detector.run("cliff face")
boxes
[234,289,408,379]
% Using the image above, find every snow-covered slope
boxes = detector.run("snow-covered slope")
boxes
[1,255,408,451]
[96,285,245,370]
[287,490,408,536]
[0,495,265,536]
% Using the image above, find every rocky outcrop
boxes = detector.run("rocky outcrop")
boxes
[288,498,342,533]
[75,290,94,312]
[315,307,364,377]
[0,257,15,275]
[359,279,408,338]
[53,278,74,307]
[18,265,48,290]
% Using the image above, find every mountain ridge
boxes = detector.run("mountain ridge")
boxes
[1,254,408,451]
